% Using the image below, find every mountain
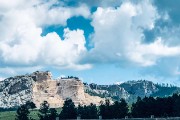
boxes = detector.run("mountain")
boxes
[1,71,180,108]
[0,71,104,108]
[84,80,180,102]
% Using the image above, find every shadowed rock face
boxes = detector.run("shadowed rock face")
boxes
[8,81,29,94]
[0,75,34,108]
[0,71,104,108]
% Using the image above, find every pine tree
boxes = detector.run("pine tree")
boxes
[99,100,105,117]
[112,99,128,119]
[89,103,98,119]
[49,108,57,120]
[77,104,84,118]
[173,94,180,116]
[119,99,129,118]
[99,99,112,119]
[112,101,120,119]
[25,101,36,110]
[16,105,30,120]
[38,101,50,120]
[59,98,77,119]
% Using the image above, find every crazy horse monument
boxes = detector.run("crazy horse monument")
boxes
[0,71,104,108]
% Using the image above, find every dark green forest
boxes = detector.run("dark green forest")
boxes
[2,93,180,119]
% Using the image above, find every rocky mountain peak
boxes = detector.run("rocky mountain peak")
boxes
[0,71,104,108]
[30,71,52,82]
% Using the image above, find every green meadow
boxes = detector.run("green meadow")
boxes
[0,108,62,120]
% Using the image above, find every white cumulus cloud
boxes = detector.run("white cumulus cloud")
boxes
[0,0,92,77]
[86,0,180,67]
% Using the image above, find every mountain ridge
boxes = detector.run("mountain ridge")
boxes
[0,71,104,108]
[0,71,180,108]
[84,80,180,102]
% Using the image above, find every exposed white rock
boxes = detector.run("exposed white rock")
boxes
[0,71,104,108]
[0,75,34,108]
[1,72,176,108]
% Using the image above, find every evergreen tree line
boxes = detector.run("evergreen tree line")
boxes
[131,93,180,118]
[15,93,180,120]
[0,107,17,112]
[15,98,128,120]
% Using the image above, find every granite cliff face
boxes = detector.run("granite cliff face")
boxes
[0,75,34,108]
[0,71,104,108]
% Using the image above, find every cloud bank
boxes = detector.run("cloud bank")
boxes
[0,0,91,76]
[85,1,180,66]
[1,0,180,83]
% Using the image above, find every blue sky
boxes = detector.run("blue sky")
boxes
[0,0,180,85]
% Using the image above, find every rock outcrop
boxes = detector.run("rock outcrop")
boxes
[0,71,104,108]
[85,80,180,103]
[1,72,179,108]
[120,80,158,97]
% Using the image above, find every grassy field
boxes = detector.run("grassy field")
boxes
[0,108,62,120]
[0,111,16,120]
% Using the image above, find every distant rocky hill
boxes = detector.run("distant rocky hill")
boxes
[1,71,180,108]
[0,71,104,108]
[84,80,180,103]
